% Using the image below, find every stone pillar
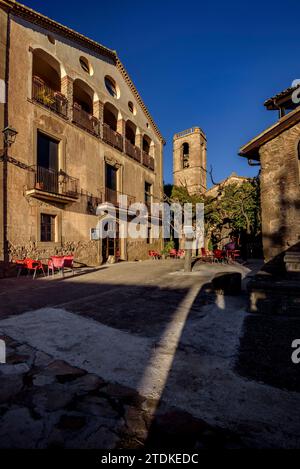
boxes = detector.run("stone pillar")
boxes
[117,118,126,152]
[136,133,143,149]
[93,100,104,138]
[61,75,73,121]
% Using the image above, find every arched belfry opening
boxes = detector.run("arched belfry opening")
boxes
[182,142,189,168]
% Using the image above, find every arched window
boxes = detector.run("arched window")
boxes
[72,79,99,135]
[103,102,118,131]
[125,120,136,145]
[143,135,151,154]
[182,142,189,168]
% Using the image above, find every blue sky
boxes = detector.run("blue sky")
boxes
[22,0,300,186]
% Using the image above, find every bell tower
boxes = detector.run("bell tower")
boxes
[173,127,207,194]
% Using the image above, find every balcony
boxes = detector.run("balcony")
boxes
[104,187,135,207]
[73,104,100,137]
[32,76,68,118]
[103,123,123,152]
[142,151,155,171]
[26,166,79,204]
[125,139,141,163]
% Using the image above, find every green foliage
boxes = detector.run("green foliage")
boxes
[169,179,261,244]
[161,239,175,255]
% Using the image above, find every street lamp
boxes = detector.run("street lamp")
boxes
[2,125,18,148]
[1,125,18,276]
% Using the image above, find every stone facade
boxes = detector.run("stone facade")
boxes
[173,127,206,194]
[259,125,300,263]
[240,101,300,267]
[0,1,164,271]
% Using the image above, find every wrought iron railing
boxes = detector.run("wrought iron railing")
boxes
[72,104,100,137]
[28,166,79,198]
[125,139,141,162]
[104,187,135,206]
[142,151,155,171]
[103,123,123,152]
[32,76,68,118]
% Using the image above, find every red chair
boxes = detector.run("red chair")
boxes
[169,248,178,259]
[63,255,75,275]
[25,259,46,279]
[48,256,65,277]
[213,249,226,263]
[177,249,185,258]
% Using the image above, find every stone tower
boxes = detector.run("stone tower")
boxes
[173,127,207,194]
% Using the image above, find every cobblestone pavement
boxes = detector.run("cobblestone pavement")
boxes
[0,260,299,449]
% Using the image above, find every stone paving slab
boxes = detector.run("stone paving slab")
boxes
[0,260,299,448]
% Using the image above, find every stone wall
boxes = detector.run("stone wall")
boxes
[259,123,300,264]
[127,239,162,261]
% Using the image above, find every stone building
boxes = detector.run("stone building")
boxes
[0,0,164,271]
[240,82,300,273]
[173,127,206,194]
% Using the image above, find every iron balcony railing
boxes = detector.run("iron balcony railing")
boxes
[125,139,141,163]
[105,187,135,207]
[72,104,100,137]
[103,123,124,152]
[32,76,68,118]
[142,151,155,171]
[28,166,79,198]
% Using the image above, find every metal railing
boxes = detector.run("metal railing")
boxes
[72,104,100,137]
[142,151,155,171]
[104,187,135,206]
[28,166,79,198]
[103,123,123,152]
[32,76,68,118]
[125,139,141,162]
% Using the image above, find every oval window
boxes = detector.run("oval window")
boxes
[128,101,135,114]
[47,34,56,45]
[79,56,93,76]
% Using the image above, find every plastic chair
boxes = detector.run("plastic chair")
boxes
[48,256,65,277]
[25,259,46,279]
[169,249,178,259]
[63,255,75,275]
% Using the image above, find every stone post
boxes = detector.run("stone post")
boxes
[61,75,73,121]
[117,118,126,152]
[93,100,104,138]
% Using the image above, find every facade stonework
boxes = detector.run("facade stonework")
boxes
[0,1,164,270]
[258,124,300,262]
[240,84,300,269]
[173,127,206,194]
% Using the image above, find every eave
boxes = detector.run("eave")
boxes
[239,107,300,160]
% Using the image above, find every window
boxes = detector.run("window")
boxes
[40,214,56,242]
[128,101,136,115]
[182,142,189,168]
[106,164,117,191]
[79,56,93,76]
[37,131,59,193]
[47,34,56,45]
[105,76,119,98]
[145,182,152,209]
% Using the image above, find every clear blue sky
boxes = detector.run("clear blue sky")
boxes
[21,0,300,186]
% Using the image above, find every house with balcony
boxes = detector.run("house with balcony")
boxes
[0,0,164,267]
